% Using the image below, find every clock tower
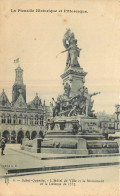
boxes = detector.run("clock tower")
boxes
[12,64,26,103]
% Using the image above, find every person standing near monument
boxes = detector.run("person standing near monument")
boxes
[1,137,6,155]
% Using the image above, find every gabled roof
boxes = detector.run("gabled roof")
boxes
[13,93,27,108]
[27,94,43,109]
[0,89,11,107]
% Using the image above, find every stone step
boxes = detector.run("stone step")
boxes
[7,162,120,175]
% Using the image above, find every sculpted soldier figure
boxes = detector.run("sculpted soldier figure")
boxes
[68,95,80,116]
[83,88,100,116]
[68,87,86,117]
[52,97,61,117]
[62,28,82,67]
[63,82,71,97]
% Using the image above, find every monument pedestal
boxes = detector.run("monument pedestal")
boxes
[41,116,119,154]
[41,115,119,155]
[61,67,87,97]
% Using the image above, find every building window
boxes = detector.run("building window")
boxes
[7,115,11,124]
[19,114,23,125]
[35,115,38,125]
[30,116,33,125]
[1,114,6,124]
[40,116,43,126]
[24,116,28,125]
[13,115,17,124]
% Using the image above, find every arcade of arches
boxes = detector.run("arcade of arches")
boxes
[1,130,44,144]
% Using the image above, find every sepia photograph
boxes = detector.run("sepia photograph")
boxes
[0,0,120,195]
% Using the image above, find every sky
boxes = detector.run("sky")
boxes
[0,0,120,114]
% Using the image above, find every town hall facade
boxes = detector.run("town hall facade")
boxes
[0,63,51,143]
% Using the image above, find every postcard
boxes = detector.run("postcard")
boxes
[0,0,120,196]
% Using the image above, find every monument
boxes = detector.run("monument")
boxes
[40,29,119,155]
[22,29,119,154]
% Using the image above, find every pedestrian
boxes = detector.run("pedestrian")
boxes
[1,137,6,155]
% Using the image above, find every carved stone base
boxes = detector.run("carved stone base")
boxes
[41,137,88,154]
